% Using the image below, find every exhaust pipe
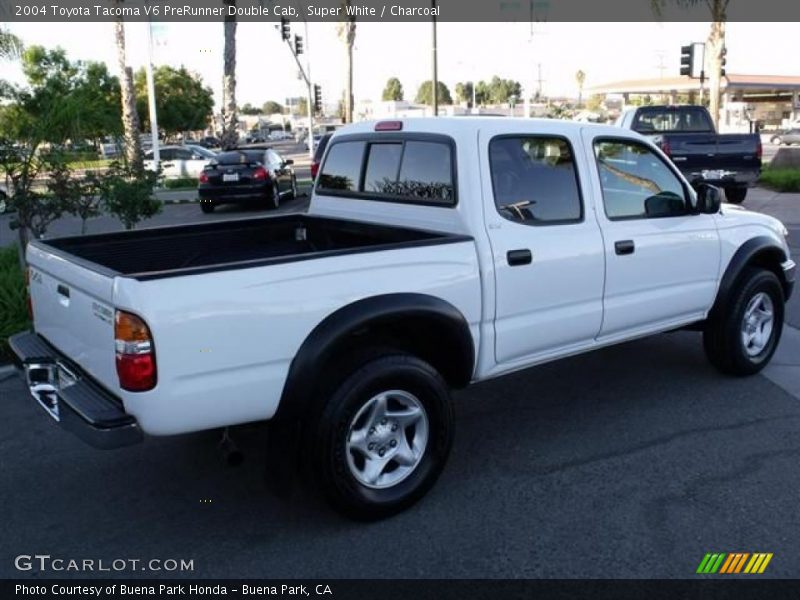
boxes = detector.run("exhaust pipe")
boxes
[219,428,244,466]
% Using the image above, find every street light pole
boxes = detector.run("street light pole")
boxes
[431,0,438,117]
[144,17,160,170]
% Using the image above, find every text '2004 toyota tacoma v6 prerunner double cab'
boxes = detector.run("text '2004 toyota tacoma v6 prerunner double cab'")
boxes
[10,118,795,519]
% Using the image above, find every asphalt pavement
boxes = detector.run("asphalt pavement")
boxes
[1,187,799,579]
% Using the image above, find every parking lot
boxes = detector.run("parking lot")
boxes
[1,187,799,579]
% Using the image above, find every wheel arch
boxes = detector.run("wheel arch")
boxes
[275,293,475,422]
[712,236,790,317]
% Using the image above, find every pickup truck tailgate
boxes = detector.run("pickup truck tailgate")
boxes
[26,242,118,392]
[665,133,760,175]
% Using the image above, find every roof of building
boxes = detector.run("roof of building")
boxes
[587,74,800,94]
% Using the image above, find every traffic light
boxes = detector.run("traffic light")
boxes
[294,34,303,55]
[314,84,322,113]
[720,46,727,77]
[280,17,290,42]
[680,44,694,77]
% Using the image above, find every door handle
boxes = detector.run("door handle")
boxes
[507,249,532,266]
[615,240,635,255]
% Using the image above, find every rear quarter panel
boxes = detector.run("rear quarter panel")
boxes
[113,240,481,435]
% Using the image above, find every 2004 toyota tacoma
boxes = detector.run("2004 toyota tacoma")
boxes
[10,118,795,519]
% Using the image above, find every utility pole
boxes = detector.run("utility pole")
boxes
[431,0,438,116]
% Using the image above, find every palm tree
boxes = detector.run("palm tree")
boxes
[652,0,729,129]
[220,1,238,148]
[575,70,586,108]
[113,17,143,173]
[337,2,356,123]
[0,27,22,59]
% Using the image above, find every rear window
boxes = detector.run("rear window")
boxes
[632,108,713,133]
[213,150,265,165]
[317,136,456,206]
[317,141,365,192]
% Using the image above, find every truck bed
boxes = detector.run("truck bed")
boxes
[35,214,468,280]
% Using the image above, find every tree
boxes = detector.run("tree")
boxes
[46,160,102,235]
[382,77,404,101]
[337,2,356,123]
[415,80,452,106]
[1,46,121,265]
[455,82,474,107]
[113,16,142,173]
[220,0,238,148]
[96,162,161,230]
[240,103,260,115]
[262,100,284,115]
[486,76,522,104]
[575,70,586,107]
[652,0,729,129]
[134,66,213,138]
[0,27,22,60]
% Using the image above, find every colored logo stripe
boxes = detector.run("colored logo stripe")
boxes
[697,553,773,574]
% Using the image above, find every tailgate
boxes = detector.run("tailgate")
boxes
[26,242,118,393]
[666,133,760,175]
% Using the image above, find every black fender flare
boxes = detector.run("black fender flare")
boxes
[275,293,475,422]
[711,236,789,317]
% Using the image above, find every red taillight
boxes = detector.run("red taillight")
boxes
[660,140,671,156]
[310,161,320,179]
[756,140,763,159]
[198,171,209,184]
[253,166,268,181]
[115,310,156,392]
[375,120,403,131]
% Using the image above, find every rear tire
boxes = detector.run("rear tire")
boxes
[269,181,280,210]
[309,353,454,520]
[725,187,747,204]
[703,268,784,376]
[771,136,782,145]
[200,201,214,214]
[289,175,298,200]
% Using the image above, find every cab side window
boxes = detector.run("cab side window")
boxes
[593,140,688,220]
[489,136,583,225]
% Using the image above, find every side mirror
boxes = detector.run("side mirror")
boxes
[695,183,722,214]
[283,158,294,166]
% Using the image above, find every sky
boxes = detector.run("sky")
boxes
[4,21,797,111]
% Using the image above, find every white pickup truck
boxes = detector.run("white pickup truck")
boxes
[10,118,795,519]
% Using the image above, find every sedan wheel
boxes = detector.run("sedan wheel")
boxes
[270,182,280,209]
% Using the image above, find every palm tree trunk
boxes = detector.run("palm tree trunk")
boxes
[114,18,143,173]
[221,4,238,148]
[345,40,354,123]
[706,18,726,130]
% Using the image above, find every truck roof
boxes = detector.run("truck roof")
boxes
[333,117,627,140]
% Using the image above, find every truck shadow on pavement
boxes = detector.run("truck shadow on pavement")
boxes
[3,330,799,578]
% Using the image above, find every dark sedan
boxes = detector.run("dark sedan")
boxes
[198,149,297,214]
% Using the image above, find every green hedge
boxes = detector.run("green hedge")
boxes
[0,245,30,363]
[163,177,199,189]
[759,168,800,193]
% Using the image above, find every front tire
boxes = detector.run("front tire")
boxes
[310,353,454,520]
[703,268,784,376]
[200,200,214,214]
[725,187,747,204]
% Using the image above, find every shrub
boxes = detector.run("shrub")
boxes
[163,176,198,189]
[759,168,800,193]
[0,244,30,362]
